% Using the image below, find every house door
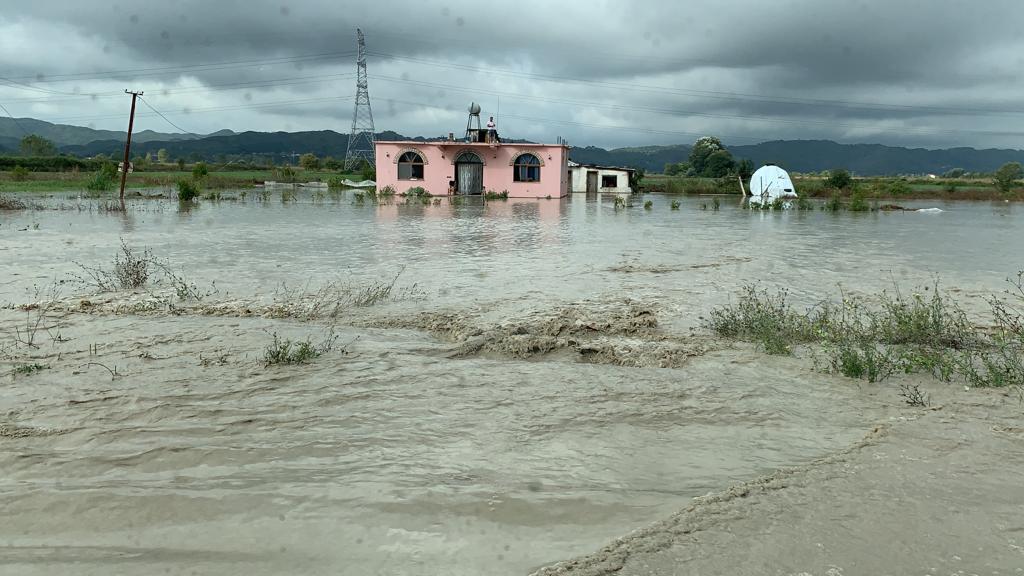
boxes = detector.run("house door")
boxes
[455,151,484,195]
[586,171,598,193]
[567,170,573,192]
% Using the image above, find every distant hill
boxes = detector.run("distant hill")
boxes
[59,130,419,162]
[5,116,1024,175]
[573,140,1024,175]
[0,117,226,147]
[728,140,1024,176]
[570,144,692,171]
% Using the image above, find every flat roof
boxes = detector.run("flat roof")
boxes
[569,163,636,172]
[377,140,568,148]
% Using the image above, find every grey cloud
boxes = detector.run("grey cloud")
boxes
[2,0,1024,149]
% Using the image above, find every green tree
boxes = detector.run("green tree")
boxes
[157,149,169,163]
[664,162,689,176]
[993,162,1023,193]
[628,167,645,190]
[192,161,209,180]
[19,134,57,157]
[688,136,726,176]
[323,156,343,171]
[177,158,186,171]
[826,168,852,190]
[736,158,754,180]
[703,149,736,178]
[360,161,376,182]
[299,153,320,170]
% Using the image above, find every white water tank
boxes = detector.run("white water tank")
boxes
[748,165,797,203]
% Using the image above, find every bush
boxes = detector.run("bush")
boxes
[299,153,320,170]
[705,284,825,355]
[85,171,115,193]
[361,162,376,182]
[274,165,295,182]
[994,161,1023,194]
[378,185,396,196]
[670,200,680,210]
[404,186,429,197]
[796,196,815,210]
[177,179,200,202]
[887,179,912,196]
[10,165,29,181]
[824,192,842,212]
[643,200,653,210]
[483,190,509,200]
[192,161,209,180]
[825,168,852,190]
[848,190,870,211]
[262,330,337,366]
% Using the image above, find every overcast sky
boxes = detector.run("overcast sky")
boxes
[2,0,1024,149]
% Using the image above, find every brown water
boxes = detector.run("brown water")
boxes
[1,192,1021,575]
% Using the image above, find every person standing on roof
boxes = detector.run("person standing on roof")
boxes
[486,116,496,143]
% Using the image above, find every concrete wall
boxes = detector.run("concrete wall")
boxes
[568,166,632,193]
[375,141,569,198]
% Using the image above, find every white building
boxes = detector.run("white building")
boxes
[567,161,634,193]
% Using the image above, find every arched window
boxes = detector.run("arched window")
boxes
[513,153,541,182]
[398,151,424,180]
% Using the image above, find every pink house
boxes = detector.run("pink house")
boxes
[374,132,570,198]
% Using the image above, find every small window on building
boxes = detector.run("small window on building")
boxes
[513,153,541,182]
[398,151,424,180]
[602,174,618,188]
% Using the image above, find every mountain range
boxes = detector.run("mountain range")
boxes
[3,117,1023,175]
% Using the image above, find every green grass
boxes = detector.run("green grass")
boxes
[0,168,362,193]
[705,284,826,355]
[708,279,1023,387]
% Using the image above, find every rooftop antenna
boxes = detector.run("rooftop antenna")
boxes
[344,28,375,171]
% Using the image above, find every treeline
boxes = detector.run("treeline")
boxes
[0,156,106,172]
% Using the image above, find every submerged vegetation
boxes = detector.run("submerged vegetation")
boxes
[71,239,215,301]
[706,275,1024,388]
[262,330,340,366]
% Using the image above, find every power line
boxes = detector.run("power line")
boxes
[6,51,357,84]
[49,95,356,123]
[138,96,199,136]
[0,101,29,135]
[0,72,358,104]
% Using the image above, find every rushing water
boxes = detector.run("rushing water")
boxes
[0,192,1021,575]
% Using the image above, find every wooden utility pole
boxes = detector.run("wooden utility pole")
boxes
[119,90,143,202]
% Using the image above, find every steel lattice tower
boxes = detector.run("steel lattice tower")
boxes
[344,28,375,171]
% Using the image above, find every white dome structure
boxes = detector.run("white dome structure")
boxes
[748,165,797,204]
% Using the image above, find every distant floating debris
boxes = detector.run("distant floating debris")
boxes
[339,179,376,188]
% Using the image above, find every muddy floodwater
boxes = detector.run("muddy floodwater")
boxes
[1,192,1022,575]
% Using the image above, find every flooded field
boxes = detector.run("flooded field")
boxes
[1,192,1022,575]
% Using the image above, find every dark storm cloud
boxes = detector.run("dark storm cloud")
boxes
[2,0,1024,148]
